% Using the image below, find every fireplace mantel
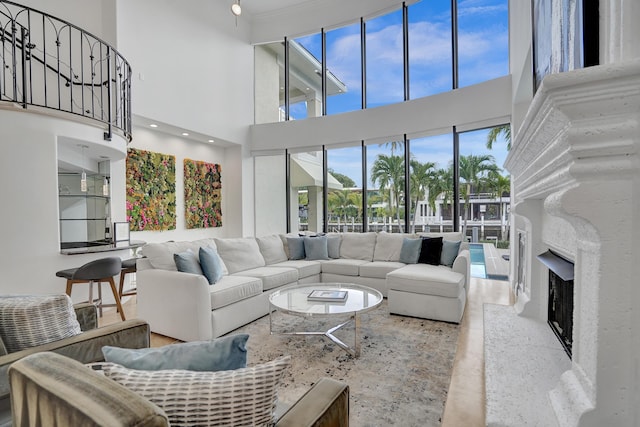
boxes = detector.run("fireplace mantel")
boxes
[504,60,640,426]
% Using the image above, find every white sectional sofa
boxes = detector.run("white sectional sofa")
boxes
[136,232,470,342]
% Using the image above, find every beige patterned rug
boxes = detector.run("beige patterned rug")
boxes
[231,300,459,427]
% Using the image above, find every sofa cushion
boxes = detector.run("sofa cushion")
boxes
[0,295,82,353]
[440,240,462,267]
[271,260,322,279]
[214,238,265,274]
[304,236,329,260]
[173,250,203,275]
[387,264,465,298]
[322,259,370,276]
[199,246,225,284]
[104,355,291,427]
[399,238,422,264]
[418,237,443,266]
[102,334,249,372]
[256,234,288,265]
[141,239,216,271]
[209,276,263,310]
[234,266,298,291]
[373,232,412,262]
[359,261,406,279]
[339,232,377,261]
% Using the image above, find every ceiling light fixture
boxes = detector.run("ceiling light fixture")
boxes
[231,0,241,16]
[182,132,189,136]
[149,124,158,128]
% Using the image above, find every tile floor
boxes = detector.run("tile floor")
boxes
[100,276,514,426]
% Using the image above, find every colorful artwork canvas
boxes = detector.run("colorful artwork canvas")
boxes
[184,159,222,229]
[126,148,176,231]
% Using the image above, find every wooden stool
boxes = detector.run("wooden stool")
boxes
[56,257,125,321]
[119,257,138,299]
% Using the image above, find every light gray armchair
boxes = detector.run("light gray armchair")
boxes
[0,302,149,426]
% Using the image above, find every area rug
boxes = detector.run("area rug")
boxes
[231,300,459,427]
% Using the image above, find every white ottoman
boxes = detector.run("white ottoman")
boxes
[387,264,466,323]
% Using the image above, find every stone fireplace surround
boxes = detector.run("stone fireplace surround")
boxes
[501,61,639,426]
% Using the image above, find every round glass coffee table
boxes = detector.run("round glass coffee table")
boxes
[268,283,383,357]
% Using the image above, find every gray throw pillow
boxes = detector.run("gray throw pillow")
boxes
[399,238,422,264]
[199,245,225,284]
[327,236,341,258]
[173,250,203,275]
[286,236,305,260]
[304,236,329,260]
[102,334,249,371]
[440,240,462,267]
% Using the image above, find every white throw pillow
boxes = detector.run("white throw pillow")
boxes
[103,355,291,427]
[256,234,288,265]
[0,294,82,353]
[214,238,266,274]
[339,232,377,261]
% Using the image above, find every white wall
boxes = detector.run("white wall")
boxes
[115,0,254,145]
[0,109,129,298]
[251,76,511,151]
[128,127,231,243]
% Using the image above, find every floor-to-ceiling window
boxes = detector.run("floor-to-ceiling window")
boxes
[326,23,362,115]
[365,9,404,108]
[326,145,363,232]
[458,126,510,245]
[288,34,323,120]
[367,139,406,233]
[289,150,326,232]
[408,0,453,98]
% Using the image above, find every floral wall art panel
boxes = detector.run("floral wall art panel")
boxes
[126,148,176,231]
[184,159,222,229]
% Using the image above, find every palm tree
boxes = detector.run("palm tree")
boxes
[328,189,353,225]
[381,140,405,156]
[486,124,512,150]
[409,159,436,233]
[459,154,499,237]
[428,166,454,222]
[371,154,405,233]
[489,171,511,241]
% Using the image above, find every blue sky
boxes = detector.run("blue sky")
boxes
[293,0,509,187]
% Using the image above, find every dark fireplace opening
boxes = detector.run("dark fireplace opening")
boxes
[537,250,574,358]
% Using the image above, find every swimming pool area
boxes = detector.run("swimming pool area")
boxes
[469,243,487,278]
[469,243,510,281]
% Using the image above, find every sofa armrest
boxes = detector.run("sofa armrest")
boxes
[0,319,149,400]
[8,352,169,426]
[452,249,471,292]
[137,269,213,341]
[73,303,97,331]
[275,378,349,427]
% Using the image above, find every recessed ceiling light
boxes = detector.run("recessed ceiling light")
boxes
[208,139,215,143]
[182,132,189,136]
[149,124,158,128]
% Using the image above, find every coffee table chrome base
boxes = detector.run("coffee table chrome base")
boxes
[270,311,362,357]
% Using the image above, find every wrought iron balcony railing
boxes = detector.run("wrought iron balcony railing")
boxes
[0,1,131,141]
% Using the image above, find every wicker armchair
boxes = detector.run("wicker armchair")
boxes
[0,302,149,426]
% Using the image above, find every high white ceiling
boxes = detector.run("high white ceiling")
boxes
[237,0,315,16]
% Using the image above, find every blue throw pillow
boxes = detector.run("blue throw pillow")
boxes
[286,236,305,260]
[304,235,329,260]
[440,240,462,267]
[199,245,224,285]
[418,237,443,266]
[174,250,203,275]
[102,334,249,372]
[399,238,422,264]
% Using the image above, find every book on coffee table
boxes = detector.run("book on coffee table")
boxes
[307,289,348,302]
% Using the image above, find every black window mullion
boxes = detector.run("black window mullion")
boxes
[362,141,368,232]
[404,134,411,231]
[361,17,366,109]
[284,37,290,120]
[451,0,459,90]
[403,3,410,101]
[453,127,460,232]
[321,29,327,116]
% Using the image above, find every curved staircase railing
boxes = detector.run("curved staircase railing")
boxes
[0,1,131,141]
